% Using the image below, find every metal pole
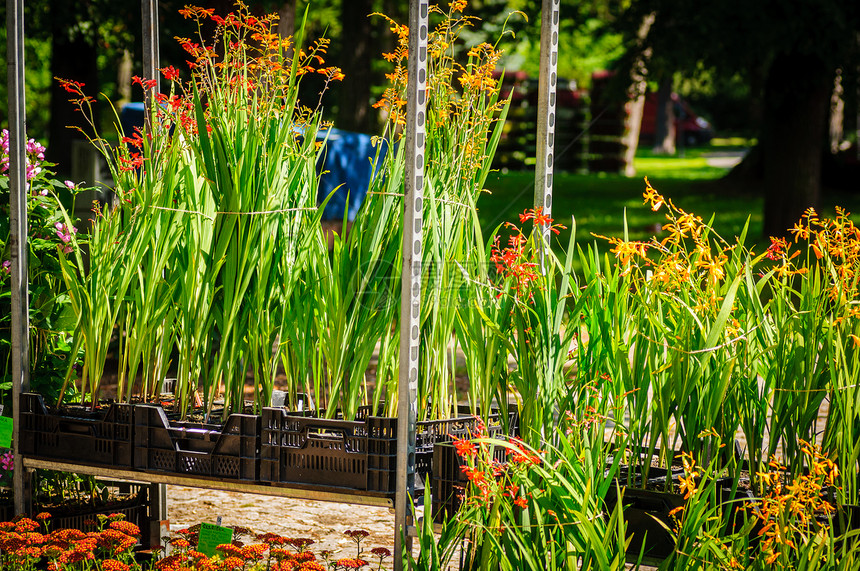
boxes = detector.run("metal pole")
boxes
[7,0,32,516]
[141,0,160,132]
[534,0,560,259]
[141,0,168,539]
[394,0,428,567]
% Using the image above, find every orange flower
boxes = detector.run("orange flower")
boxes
[452,436,478,458]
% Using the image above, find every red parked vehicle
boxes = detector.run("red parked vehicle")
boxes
[640,91,714,146]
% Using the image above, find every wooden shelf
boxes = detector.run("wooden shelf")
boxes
[21,457,394,509]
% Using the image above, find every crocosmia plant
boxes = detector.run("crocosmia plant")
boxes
[55,2,336,418]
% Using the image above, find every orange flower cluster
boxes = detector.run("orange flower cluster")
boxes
[676,452,702,500]
[171,3,341,124]
[371,13,410,127]
[0,513,139,571]
[373,0,510,189]
[490,208,565,299]
[458,43,502,95]
[597,178,736,313]
[0,516,392,571]
[745,442,839,566]
[783,207,860,304]
[148,525,386,571]
[450,416,542,515]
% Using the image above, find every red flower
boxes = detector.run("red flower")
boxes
[56,78,85,94]
[292,551,315,562]
[14,518,39,532]
[131,75,158,90]
[518,207,565,234]
[289,537,315,551]
[452,436,477,458]
[766,236,787,261]
[507,441,541,465]
[256,532,287,545]
[242,543,269,560]
[155,554,183,571]
[160,65,180,81]
[221,556,245,570]
[118,152,145,172]
[335,558,368,569]
[169,537,191,549]
[109,520,140,537]
[102,560,130,571]
[217,543,244,558]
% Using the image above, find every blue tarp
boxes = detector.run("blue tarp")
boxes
[315,128,386,221]
[118,103,380,221]
[119,102,146,141]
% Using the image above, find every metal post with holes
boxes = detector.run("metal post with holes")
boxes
[141,0,160,132]
[394,0,428,567]
[141,0,168,542]
[534,0,560,259]
[7,0,33,517]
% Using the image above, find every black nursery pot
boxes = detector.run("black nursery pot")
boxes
[605,485,684,561]
[833,503,860,536]
[607,471,757,563]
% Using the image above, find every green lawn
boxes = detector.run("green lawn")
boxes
[478,146,859,257]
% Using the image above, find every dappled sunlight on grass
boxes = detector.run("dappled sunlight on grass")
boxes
[480,144,860,274]
[633,156,729,179]
[480,169,762,253]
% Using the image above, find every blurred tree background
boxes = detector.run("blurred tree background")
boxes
[1,0,857,230]
[0,0,623,157]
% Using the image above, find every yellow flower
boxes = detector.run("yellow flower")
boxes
[643,177,665,211]
[678,473,698,499]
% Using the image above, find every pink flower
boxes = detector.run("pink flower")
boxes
[64,180,76,190]
[54,222,77,245]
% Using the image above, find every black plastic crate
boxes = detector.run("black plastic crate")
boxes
[133,405,260,482]
[260,410,371,490]
[0,482,152,546]
[49,484,153,547]
[431,431,514,522]
[19,393,135,468]
[260,407,513,495]
[431,441,464,522]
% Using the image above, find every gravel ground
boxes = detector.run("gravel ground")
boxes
[166,485,402,560]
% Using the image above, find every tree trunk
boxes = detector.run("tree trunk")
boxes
[47,4,100,179]
[762,51,832,237]
[277,1,296,42]
[829,68,844,154]
[336,0,374,133]
[652,75,676,155]
[622,12,655,177]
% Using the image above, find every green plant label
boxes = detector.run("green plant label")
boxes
[197,522,233,557]
[0,417,12,448]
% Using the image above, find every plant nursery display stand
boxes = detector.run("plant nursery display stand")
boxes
[5,0,561,569]
[21,458,395,508]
